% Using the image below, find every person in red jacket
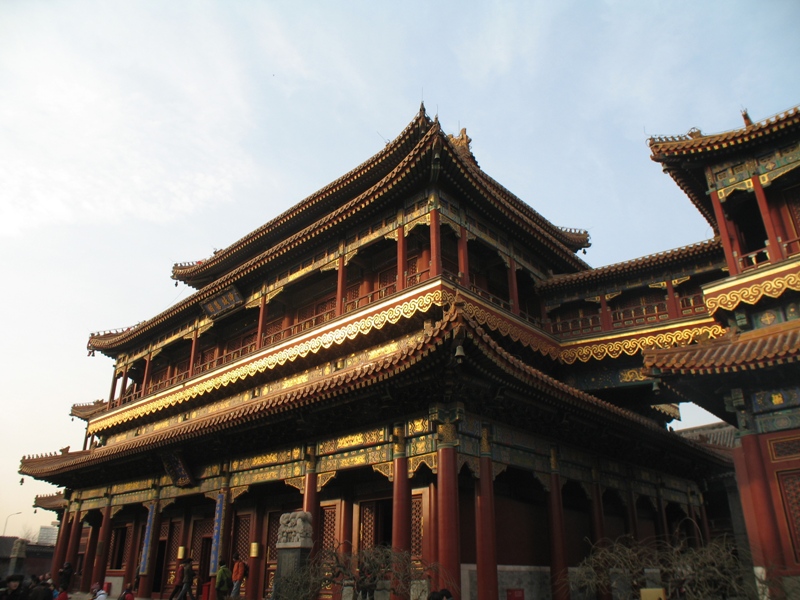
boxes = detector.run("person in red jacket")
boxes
[230,555,247,598]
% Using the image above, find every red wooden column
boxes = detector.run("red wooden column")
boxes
[141,354,153,397]
[739,432,785,574]
[429,209,442,278]
[246,504,264,600]
[436,422,460,598]
[590,470,612,600]
[138,501,162,598]
[336,255,346,316]
[303,447,321,555]
[124,514,143,590]
[51,512,71,583]
[507,257,520,315]
[598,295,613,331]
[589,468,606,545]
[107,370,119,403]
[65,506,83,585]
[188,329,199,376]
[710,190,743,274]
[80,517,100,591]
[627,487,640,541]
[548,448,569,600]
[118,364,129,403]
[91,504,113,588]
[391,424,411,600]
[698,494,711,545]
[664,280,680,319]
[458,226,470,287]
[475,426,498,600]
[256,295,267,349]
[752,176,784,260]
[396,224,407,293]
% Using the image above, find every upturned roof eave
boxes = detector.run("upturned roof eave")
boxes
[27,304,729,484]
[538,238,724,293]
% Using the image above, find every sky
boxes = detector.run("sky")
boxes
[1,0,798,540]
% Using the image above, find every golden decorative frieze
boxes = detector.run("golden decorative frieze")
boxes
[111,479,153,495]
[492,462,507,480]
[404,213,431,236]
[559,323,726,364]
[230,486,249,502]
[409,453,437,475]
[285,477,305,492]
[619,368,648,383]
[672,276,691,287]
[232,449,300,471]
[458,297,560,360]
[407,418,429,435]
[230,462,302,487]
[648,282,667,290]
[705,271,800,314]
[317,472,336,491]
[88,288,448,435]
[318,429,386,455]
[110,505,125,518]
[372,462,393,481]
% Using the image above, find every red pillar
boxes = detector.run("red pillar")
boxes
[752,177,783,260]
[188,329,198,376]
[51,512,71,583]
[437,423,460,598]
[665,280,680,319]
[118,364,129,404]
[91,505,113,588]
[391,425,411,600]
[80,520,100,592]
[256,295,267,349]
[108,370,118,403]
[738,434,784,570]
[141,354,152,397]
[65,508,83,586]
[303,449,321,554]
[396,225,406,293]
[549,449,569,600]
[124,516,143,591]
[599,295,612,331]
[458,227,470,287]
[475,426,498,600]
[710,190,742,275]
[507,258,519,315]
[429,209,442,278]
[336,255,346,317]
[246,505,263,600]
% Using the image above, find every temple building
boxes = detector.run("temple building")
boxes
[19,104,800,599]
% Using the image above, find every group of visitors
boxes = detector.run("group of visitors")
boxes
[0,567,73,600]
[167,553,247,600]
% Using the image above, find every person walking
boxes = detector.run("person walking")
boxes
[175,559,196,600]
[215,561,232,600]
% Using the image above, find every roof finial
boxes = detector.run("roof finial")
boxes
[741,108,753,127]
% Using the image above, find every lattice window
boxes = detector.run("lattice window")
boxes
[321,506,337,551]
[778,470,800,561]
[774,438,800,460]
[378,269,396,297]
[411,495,423,559]
[360,502,376,550]
[266,512,281,563]
[108,526,129,570]
[159,519,170,539]
[232,515,251,560]
[191,518,214,562]
[167,522,182,563]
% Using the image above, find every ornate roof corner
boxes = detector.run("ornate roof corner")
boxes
[71,399,108,421]
[447,128,478,166]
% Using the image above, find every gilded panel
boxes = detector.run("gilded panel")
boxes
[81,498,109,511]
[408,434,435,456]
[112,489,157,506]
[407,418,429,436]
[232,449,300,471]
[409,453,437,475]
[229,463,302,487]
[111,479,153,495]
[459,436,480,458]
[318,428,387,455]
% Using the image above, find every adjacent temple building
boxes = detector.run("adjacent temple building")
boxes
[20,104,800,599]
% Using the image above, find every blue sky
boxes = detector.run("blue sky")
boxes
[1,0,798,538]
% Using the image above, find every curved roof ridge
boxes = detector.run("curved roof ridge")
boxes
[90,120,445,352]
[173,108,435,286]
[437,130,590,272]
[445,131,591,255]
[539,238,723,291]
[649,105,800,151]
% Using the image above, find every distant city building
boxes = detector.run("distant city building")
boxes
[37,526,58,546]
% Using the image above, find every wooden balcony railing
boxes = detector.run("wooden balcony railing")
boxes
[612,301,669,329]
[548,315,602,337]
